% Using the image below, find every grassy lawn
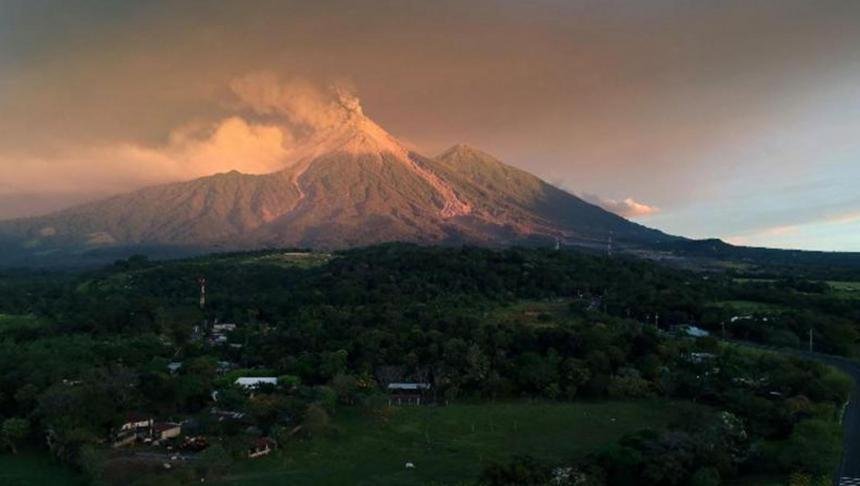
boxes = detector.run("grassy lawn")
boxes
[0,314,46,335]
[489,300,571,327]
[715,300,788,314]
[245,251,333,268]
[219,400,687,486]
[732,278,777,284]
[0,451,86,486]
[828,281,860,300]
[196,251,334,269]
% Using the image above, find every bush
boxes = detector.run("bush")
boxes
[302,403,332,438]
[690,467,720,486]
[778,419,841,475]
[480,455,551,485]
[607,368,651,398]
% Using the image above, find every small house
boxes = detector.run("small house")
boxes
[212,323,237,333]
[677,325,710,338]
[153,422,182,441]
[387,382,431,406]
[120,413,154,432]
[688,352,717,364]
[235,377,278,390]
[167,362,183,374]
[248,437,276,458]
[112,413,154,447]
[210,408,247,422]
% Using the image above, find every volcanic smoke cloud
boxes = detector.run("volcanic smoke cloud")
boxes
[0,75,377,218]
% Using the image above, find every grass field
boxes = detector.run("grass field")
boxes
[196,251,334,269]
[219,400,688,486]
[0,451,85,486]
[715,300,788,313]
[242,251,333,268]
[0,314,46,335]
[488,300,571,327]
[828,281,860,300]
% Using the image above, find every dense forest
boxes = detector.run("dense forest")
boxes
[0,244,857,485]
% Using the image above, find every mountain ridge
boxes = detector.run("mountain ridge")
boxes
[0,111,679,263]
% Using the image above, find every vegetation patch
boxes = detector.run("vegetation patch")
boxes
[220,400,685,485]
[0,451,85,486]
[0,245,856,485]
[714,300,789,314]
[827,281,860,300]
[488,300,572,327]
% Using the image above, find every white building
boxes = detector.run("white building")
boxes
[212,323,237,333]
[235,377,278,389]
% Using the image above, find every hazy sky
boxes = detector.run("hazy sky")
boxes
[1,0,859,250]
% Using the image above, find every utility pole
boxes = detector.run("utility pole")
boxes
[198,276,206,310]
[721,321,726,339]
[809,328,813,353]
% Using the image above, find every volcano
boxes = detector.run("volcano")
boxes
[0,97,677,263]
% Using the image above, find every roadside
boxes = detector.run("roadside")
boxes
[724,341,860,486]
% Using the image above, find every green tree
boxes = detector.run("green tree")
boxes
[303,404,331,438]
[332,374,359,405]
[779,419,842,475]
[196,443,232,479]
[690,467,720,486]
[1,418,30,454]
[320,350,348,380]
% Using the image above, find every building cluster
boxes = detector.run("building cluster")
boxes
[209,321,238,346]
[112,414,182,448]
[111,411,277,459]
[107,316,440,467]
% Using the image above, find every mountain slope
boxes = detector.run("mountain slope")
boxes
[429,144,672,246]
[0,110,679,263]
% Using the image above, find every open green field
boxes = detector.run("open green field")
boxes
[0,451,85,486]
[199,251,334,269]
[0,314,46,335]
[715,300,788,314]
[828,281,860,300]
[219,400,689,486]
[488,299,571,327]
[732,278,777,284]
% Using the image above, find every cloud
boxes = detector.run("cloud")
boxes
[119,116,292,179]
[0,116,291,206]
[0,73,387,219]
[725,210,860,247]
[724,225,798,246]
[824,211,860,225]
[581,193,660,219]
[230,73,363,133]
[0,74,379,218]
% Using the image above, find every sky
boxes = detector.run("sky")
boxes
[1,0,859,251]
